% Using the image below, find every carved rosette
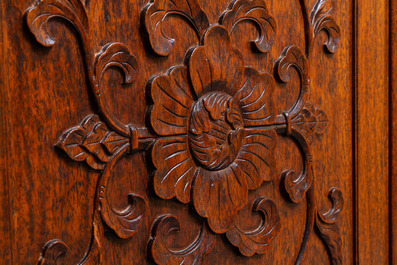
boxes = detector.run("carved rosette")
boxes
[150,25,277,234]
[25,0,344,264]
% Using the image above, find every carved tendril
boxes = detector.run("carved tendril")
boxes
[219,0,276,53]
[26,0,344,264]
[142,0,210,56]
[37,212,104,265]
[149,215,216,265]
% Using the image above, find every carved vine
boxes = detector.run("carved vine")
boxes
[25,0,343,264]
[148,215,216,265]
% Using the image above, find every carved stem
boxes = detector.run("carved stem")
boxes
[295,186,316,265]
[298,0,313,57]
[85,48,133,138]
[95,143,146,239]
[95,143,130,205]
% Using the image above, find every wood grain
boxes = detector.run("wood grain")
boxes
[355,0,390,263]
[0,1,13,263]
[0,0,391,264]
[390,0,397,263]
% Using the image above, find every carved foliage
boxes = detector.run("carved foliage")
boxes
[37,213,104,265]
[275,45,309,117]
[315,188,344,265]
[310,0,341,53]
[273,45,314,204]
[92,43,140,138]
[100,193,146,239]
[25,0,89,47]
[142,0,210,56]
[226,197,281,256]
[150,25,277,234]
[149,215,216,265]
[292,103,329,144]
[94,43,139,87]
[220,0,276,53]
[37,240,68,265]
[97,145,146,239]
[24,0,345,263]
[56,115,130,170]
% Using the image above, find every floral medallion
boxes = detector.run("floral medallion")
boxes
[25,0,344,264]
[150,26,277,233]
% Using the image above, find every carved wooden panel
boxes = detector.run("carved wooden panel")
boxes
[7,0,351,263]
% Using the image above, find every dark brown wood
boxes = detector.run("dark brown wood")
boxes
[0,0,392,264]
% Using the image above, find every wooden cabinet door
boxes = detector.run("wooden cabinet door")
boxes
[0,0,391,264]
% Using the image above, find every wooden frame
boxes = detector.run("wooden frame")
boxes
[390,0,397,264]
[0,0,394,263]
[354,0,390,263]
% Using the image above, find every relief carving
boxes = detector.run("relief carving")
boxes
[25,0,343,264]
[149,25,277,234]
[225,197,281,257]
[219,0,276,52]
[149,215,216,265]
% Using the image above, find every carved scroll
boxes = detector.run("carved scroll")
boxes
[149,215,216,265]
[226,197,281,256]
[219,0,276,53]
[142,0,209,56]
[37,212,103,265]
[25,0,344,264]
[25,0,89,47]
[315,188,344,265]
[310,0,341,53]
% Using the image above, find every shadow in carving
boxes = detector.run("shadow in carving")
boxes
[25,0,343,264]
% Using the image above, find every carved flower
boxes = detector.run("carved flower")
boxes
[149,25,277,234]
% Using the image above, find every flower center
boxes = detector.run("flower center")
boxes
[188,92,244,171]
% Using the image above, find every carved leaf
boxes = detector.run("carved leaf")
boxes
[310,0,341,53]
[319,188,344,224]
[99,192,146,239]
[93,143,146,239]
[280,127,314,203]
[56,115,129,170]
[37,213,103,265]
[149,215,216,265]
[142,0,210,56]
[37,239,68,265]
[226,197,281,256]
[25,0,89,47]
[315,188,344,265]
[282,166,312,204]
[94,43,139,85]
[275,45,309,117]
[220,0,276,53]
[292,103,329,144]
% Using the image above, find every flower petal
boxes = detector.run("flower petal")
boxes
[193,166,248,234]
[236,129,277,190]
[152,136,197,203]
[150,66,194,136]
[234,67,276,126]
[189,25,244,98]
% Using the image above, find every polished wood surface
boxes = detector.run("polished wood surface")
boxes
[390,0,397,264]
[354,0,390,264]
[0,0,393,264]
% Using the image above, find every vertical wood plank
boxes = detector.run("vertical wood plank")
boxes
[355,0,389,264]
[0,1,13,264]
[390,0,397,264]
